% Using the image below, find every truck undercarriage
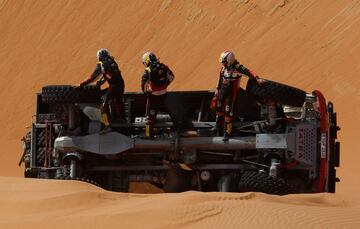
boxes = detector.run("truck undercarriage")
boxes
[20,78,340,195]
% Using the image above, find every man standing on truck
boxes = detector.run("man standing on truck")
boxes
[80,48,125,128]
[141,51,174,138]
[213,51,264,141]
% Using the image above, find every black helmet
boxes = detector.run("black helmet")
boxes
[97,48,110,61]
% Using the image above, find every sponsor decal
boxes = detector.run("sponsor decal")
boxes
[135,117,147,123]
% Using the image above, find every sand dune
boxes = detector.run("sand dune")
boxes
[1,177,359,228]
[0,0,359,228]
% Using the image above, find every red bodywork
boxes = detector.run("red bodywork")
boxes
[314,90,329,192]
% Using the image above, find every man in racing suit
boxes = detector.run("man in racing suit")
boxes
[141,52,174,138]
[80,48,125,128]
[214,51,264,141]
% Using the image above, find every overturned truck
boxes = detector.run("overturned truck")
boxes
[20,78,340,195]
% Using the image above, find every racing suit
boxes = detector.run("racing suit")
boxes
[141,62,174,137]
[80,56,125,126]
[215,60,257,140]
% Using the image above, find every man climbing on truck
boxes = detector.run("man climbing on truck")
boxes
[80,48,125,128]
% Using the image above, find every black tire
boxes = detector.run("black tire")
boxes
[247,78,306,107]
[235,88,261,121]
[41,85,101,103]
[238,171,296,195]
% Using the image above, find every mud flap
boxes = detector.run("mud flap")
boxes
[163,164,193,193]
[327,101,341,193]
[163,93,193,133]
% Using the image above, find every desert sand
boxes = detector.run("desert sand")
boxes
[0,0,359,228]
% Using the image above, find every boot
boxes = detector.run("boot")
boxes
[99,111,112,134]
[145,123,154,138]
[223,122,232,141]
[101,112,110,128]
[212,115,224,136]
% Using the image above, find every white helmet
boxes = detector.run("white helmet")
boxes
[97,48,110,60]
[219,51,235,67]
[142,51,158,67]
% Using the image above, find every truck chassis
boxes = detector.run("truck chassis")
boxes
[20,78,340,194]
